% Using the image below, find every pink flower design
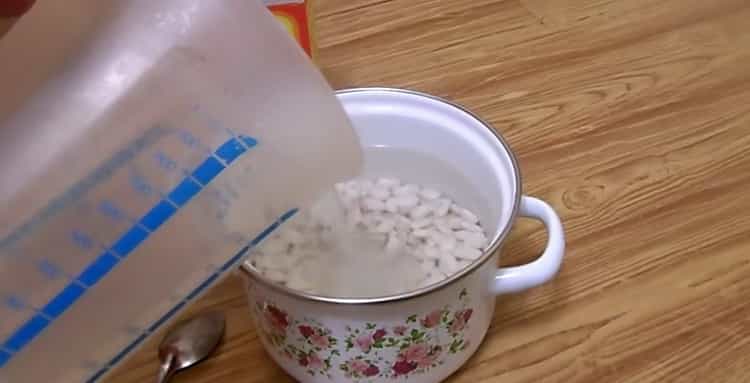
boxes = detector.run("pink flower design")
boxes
[364,364,380,377]
[310,333,330,348]
[355,333,373,353]
[372,329,387,341]
[393,325,408,336]
[450,308,474,334]
[416,346,442,368]
[298,355,309,367]
[392,360,418,375]
[307,353,324,370]
[350,359,369,373]
[450,317,466,333]
[263,305,289,337]
[298,325,314,338]
[403,343,429,362]
[264,305,289,335]
[421,309,442,328]
[463,308,474,322]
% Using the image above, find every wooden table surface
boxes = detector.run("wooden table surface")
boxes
[6,0,750,381]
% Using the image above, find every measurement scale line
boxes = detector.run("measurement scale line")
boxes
[0,135,256,369]
[88,207,297,383]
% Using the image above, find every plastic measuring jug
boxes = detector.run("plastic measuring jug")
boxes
[0,1,362,382]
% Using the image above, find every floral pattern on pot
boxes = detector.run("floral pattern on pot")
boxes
[339,288,474,380]
[252,301,340,378]
[249,288,474,381]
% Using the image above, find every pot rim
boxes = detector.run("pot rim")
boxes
[240,87,523,305]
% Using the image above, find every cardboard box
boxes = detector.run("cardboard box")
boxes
[265,0,314,57]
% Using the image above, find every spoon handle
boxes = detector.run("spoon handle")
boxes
[156,353,177,383]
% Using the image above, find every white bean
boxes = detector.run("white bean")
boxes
[395,215,412,231]
[384,198,400,213]
[436,199,452,216]
[455,230,487,248]
[455,246,483,260]
[374,218,395,233]
[419,188,441,200]
[406,235,421,246]
[359,179,374,190]
[394,184,420,196]
[409,204,432,220]
[362,197,386,212]
[394,195,419,210]
[412,229,432,238]
[436,235,456,252]
[460,221,483,233]
[421,247,441,260]
[376,177,401,189]
[452,205,479,223]
[341,181,362,198]
[438,255,459,275]
[434,219,453,234]
[368,186,391,200]
[411,218,432,230]
[443,216,464,229]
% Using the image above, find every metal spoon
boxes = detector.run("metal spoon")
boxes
[156,311,226,383]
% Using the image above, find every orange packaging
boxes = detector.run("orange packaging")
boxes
[265,0,315,58]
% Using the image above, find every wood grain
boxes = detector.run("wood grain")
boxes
[9,0,750,381]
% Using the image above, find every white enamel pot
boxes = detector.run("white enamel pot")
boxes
[240,88,565,382]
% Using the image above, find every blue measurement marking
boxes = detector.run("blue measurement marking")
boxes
[87,207,297,383]
[0,134,258,370]
[77,252,118,286]
[42,284,86,319]
[0,128,165,251]
[168,178,202,206]
[36,259,65,280]
[3,294,26,311]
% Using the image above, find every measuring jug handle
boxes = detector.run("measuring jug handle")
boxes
[491,196,566,295]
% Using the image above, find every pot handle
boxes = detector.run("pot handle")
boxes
[491,196,565,295]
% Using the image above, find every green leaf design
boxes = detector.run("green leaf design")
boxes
[449,338,464,354]
[459,288,467,299]
[411,330,425,342]
[407,314,417,323]
[366,323,377,330]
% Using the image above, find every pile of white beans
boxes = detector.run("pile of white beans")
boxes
[248,177,488,297]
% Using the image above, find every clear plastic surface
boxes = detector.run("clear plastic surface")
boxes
[0,1,361,381]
